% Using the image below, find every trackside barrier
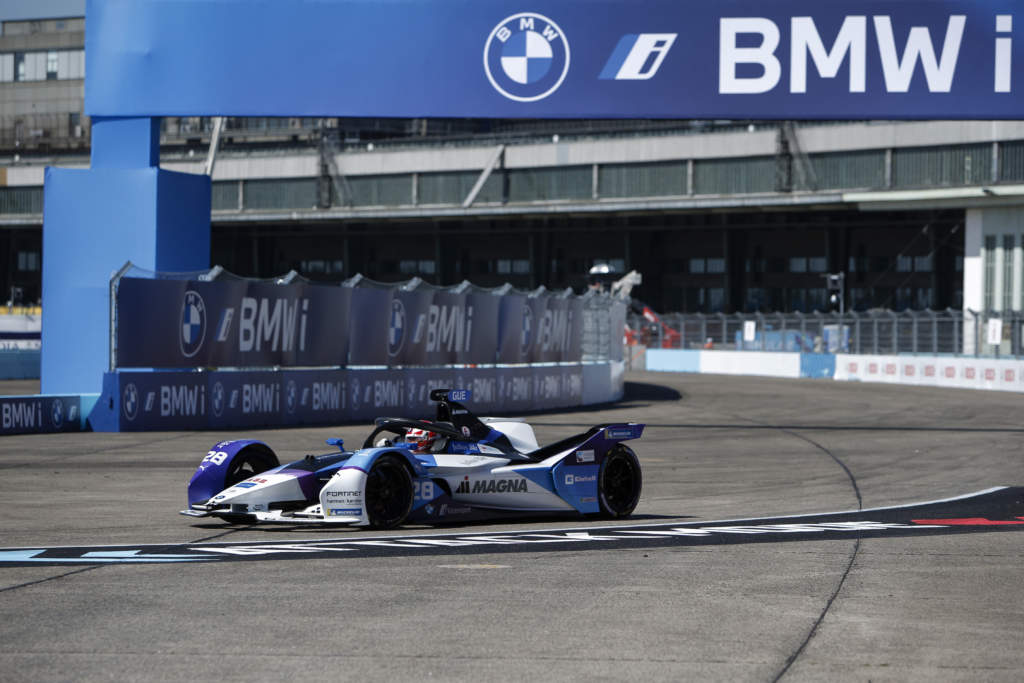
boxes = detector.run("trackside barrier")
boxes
[88,363,624,432]
[835,354,1024,393]
[0,350,41,380]
[88,264,628,432]
[647,349,1024,394]
[111,268,621,369]
[0,394,97,436]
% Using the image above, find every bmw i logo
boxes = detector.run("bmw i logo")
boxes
[51,399,64,429]
[122,382,139,421]
[180,290,206,358]
[484,12,570,102]
[388,298,406,357]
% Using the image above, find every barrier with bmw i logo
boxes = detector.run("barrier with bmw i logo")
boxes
[0,394,95,435]
[92,268,622,430]
[89,366,587,431]
[114,271,588,369]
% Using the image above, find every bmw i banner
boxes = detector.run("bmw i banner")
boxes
[116,276,584,369]
[86,0,1024,119]
[90,366,586,431]
[116,278,351,368]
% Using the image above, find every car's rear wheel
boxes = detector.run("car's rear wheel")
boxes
[224,445,279,488]
[365,454,414,529]
[597,445,642,518]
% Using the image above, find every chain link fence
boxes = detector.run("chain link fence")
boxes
[629,309,1024,358]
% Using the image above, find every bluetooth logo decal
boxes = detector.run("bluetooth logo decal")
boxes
[484,13,570,102]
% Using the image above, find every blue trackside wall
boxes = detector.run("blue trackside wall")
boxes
[87,363,624,432]
[0,393,98,436]
[647,350,1024,393]
[0,350,41,380]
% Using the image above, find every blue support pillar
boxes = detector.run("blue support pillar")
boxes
[41,116,211,395]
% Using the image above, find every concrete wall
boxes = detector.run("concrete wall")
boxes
[647,348,1024,394]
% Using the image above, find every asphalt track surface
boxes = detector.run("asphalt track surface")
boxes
[1,371,1022,681]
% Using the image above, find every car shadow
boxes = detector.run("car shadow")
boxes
[188,512,691,534]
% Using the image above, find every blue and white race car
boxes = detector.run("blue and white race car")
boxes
[182,389,643,528]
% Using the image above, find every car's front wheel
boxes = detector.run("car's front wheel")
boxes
[597,445,642,518]
[365,454,414,529]
[223,445,279,488]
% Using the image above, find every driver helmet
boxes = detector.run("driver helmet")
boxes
[406,427,447,453]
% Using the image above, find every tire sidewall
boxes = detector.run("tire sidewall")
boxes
[366,454,414,529]
[597,445,642,518]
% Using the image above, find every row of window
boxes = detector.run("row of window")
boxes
[203,143,1024,211]
[0,49,84,83]
[3,145,1023,217]
[685,285,941,314]
[983,233,1024,312]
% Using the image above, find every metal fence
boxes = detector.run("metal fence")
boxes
[630,309,1024,358]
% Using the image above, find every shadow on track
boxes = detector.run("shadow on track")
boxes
[625,423,1024,433]
[186,512,692,534]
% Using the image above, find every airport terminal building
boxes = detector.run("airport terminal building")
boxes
[2,9,1024,319]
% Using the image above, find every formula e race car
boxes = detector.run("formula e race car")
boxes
[181,389,643,528]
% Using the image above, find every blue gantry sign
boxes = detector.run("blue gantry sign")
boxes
[86,0,1024,119]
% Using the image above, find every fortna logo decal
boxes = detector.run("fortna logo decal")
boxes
[484,12,570,102]
[179,290,206,358]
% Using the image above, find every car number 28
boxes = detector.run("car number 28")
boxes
[203,450,229,466]
[413,480,435,500]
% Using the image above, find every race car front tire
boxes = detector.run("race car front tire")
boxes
[223,444,279,488]
[365,454,414,529]
[597,445,642,518]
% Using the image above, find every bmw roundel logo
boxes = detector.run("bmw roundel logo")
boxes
[521,305,534,353]
[388,298,406,357]
[180,290,206,358]
[51,399,64,429]
[484,12,570,102]
[211,381,225,417]
[122,382,139,421]
[285,379,297,414]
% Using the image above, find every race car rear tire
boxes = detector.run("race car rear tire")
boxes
[365,454,414,529]
[224,445,279,488]
[597,445,642,518]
